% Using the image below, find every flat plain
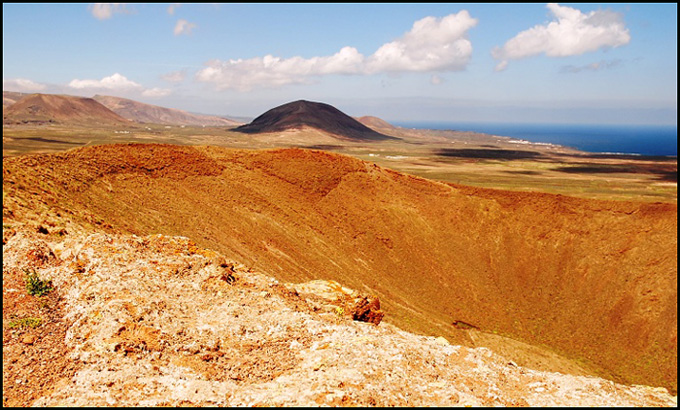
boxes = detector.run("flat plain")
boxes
[3,121,676,203]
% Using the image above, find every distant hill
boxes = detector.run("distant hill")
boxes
[93,95,242,127]
[356,115,398,130]
[234,100,397,141]
[3,91,28,108]
[3,93,131,126]
[221,114,254,124]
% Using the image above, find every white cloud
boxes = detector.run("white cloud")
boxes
[366,11,477,73]
[167,3,181,15]
[161,70,186,83]
[3,78,47,92]
[174,19,196,36]
[196,47,365,92]
[89,3,129,20]
[195,11,477,91]
[142,87,172,97]
[67,73,171,97]
[195,58,312,92]
[492,3,631,70]
[68,73,142,90]
[314,46,365,75]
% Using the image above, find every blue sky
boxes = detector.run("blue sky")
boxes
[2,3,677,125]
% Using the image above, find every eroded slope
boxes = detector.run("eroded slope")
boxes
[2,228,675,406]
[2,143,677,392]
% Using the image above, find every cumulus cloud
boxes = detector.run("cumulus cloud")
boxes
[195,11,477,91]
[196,46,366,91]
[67,73,171,97]
[3,78,47,92]
[174,19,196,36]
[366,11,477,73]
[142,87,173,97]
[492,3,630,71]
[561,59,622,73]
[89,3,130,20]
[68,73,142,90]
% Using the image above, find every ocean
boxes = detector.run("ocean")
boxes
[391,122,678,157]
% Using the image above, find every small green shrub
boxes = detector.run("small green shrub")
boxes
[24,269,53,297]
[8,317,43,329]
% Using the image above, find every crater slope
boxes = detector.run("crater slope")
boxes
[2,143,676,392]
[3,228,674,406]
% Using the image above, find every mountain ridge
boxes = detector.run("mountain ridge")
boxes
[92,94,242,127]
[2,91,28,108]
[3,93,131,126]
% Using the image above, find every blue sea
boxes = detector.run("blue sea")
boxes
[392,122,677,157]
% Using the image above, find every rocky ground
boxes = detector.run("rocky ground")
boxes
[3,225,676,407]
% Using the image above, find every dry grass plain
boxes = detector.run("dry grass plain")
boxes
[3,122,676,203]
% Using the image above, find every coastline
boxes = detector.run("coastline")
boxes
[391,121,678,157]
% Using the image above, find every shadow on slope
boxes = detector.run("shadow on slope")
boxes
[555,165,678,182]
[435,148,545,160]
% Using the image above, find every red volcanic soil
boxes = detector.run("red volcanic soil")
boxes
[3,93,131,126]
[2,143,676,392]
[234,100,397,141]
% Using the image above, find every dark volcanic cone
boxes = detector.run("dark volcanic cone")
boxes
[234,100,397,141]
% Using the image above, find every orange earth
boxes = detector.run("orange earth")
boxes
[3,143,676,396]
